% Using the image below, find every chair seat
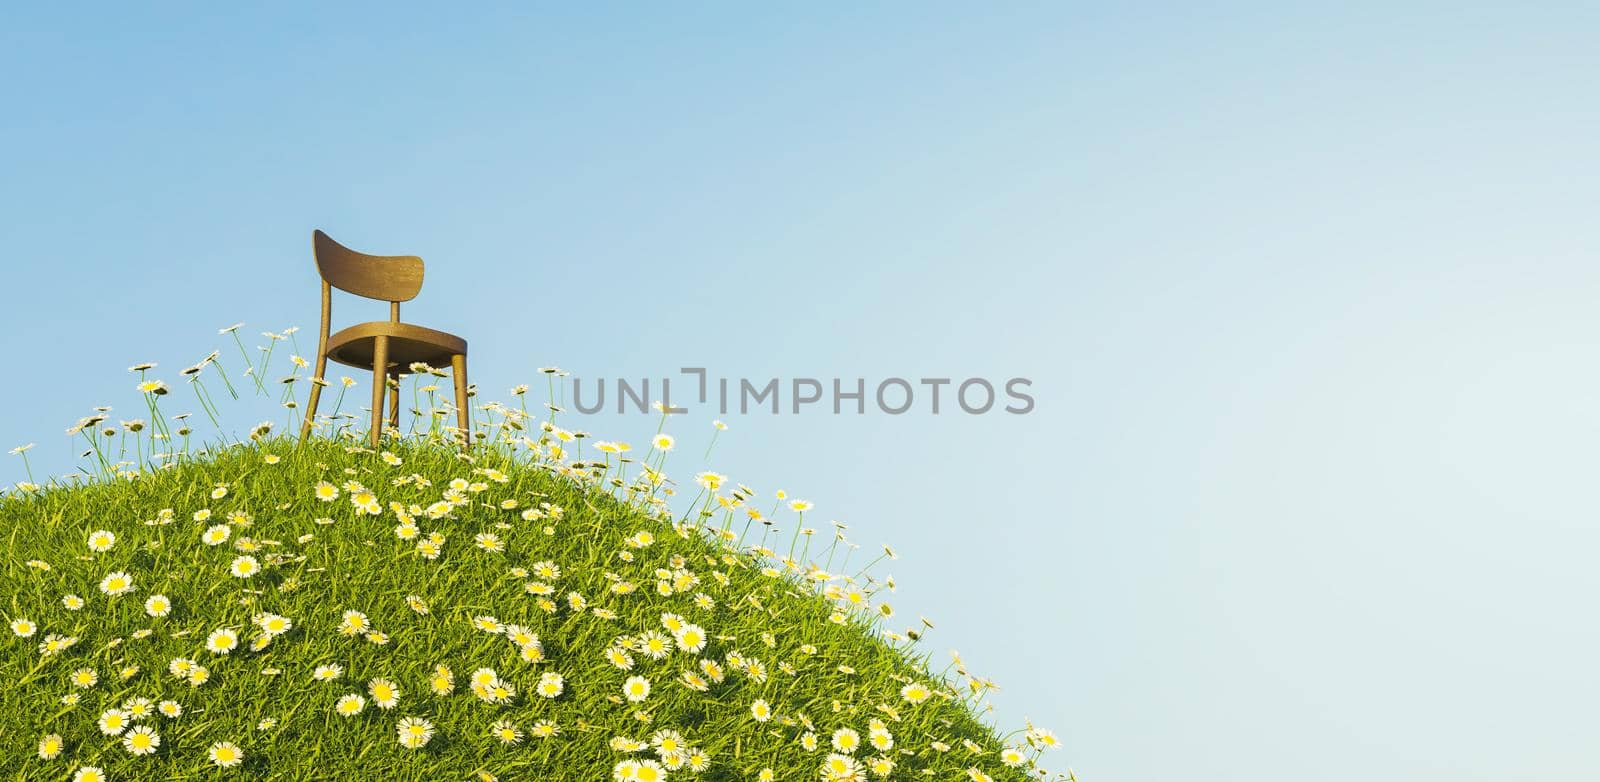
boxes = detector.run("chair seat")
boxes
[325,321,467,372]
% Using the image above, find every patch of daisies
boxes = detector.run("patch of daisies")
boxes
[2,336,1067,781]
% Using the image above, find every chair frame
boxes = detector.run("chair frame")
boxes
[298,230,470,449]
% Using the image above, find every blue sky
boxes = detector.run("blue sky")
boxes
[4,3,1599,779]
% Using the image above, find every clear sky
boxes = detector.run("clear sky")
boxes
[3,3,1599,779]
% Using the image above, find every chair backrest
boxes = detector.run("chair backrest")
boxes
[312,229,425,302]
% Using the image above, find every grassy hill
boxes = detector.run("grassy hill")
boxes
[1,430,1062,781]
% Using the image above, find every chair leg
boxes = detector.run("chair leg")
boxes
[451,353,470,451]
[300,352,328,441]
[370,336,389,448]
[388,373,401,432]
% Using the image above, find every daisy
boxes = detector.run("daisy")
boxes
[606,646,635,670]
[62,594,84,610]
[673,624,707,654]
[477,678,516,704]
[335,694,366,717]
[521,639,553,665]
[397,716,435,749]
[521,636,553,662]
[99,571,135,596]
[257,613,293,636]
[744,658,768,684]
[10,618,37,637]
[314,481,340,501]
[633,759,667,782]
[72,767,107,782]
[638,631,672,659]
[124,698,154,719]
[158,700,183,718]
[491,719,523,744]
[209,741,244,767]
[369,678,401,709]
[623,675,651,702]
[900,681,931,704]
[229,555,260,578]
[751,698,772,722]
[470,667,499,688]
[206,628,238,654]
[821,753,862,781]
[832,728,861,754]
[1027,727,1060,750]
[535,671,564,699]
[651,729,687,759]
[652,434,675,452]
[144,594,172,617]
[87,530,116,552]
[699,659,726,683]
[202,524,231,545]
[69,667,99,688]
[338,610,369,635]
[122,725,160,755]
[313,664,343,682]
[39,633,79,656]
[97,708,130,735]
[38,733,63,760]
[429,665,456,695]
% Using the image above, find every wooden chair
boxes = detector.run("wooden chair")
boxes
[299,229,471,449]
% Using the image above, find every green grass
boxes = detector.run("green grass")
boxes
[1,425,1061,780]
[0,327,1064,779]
